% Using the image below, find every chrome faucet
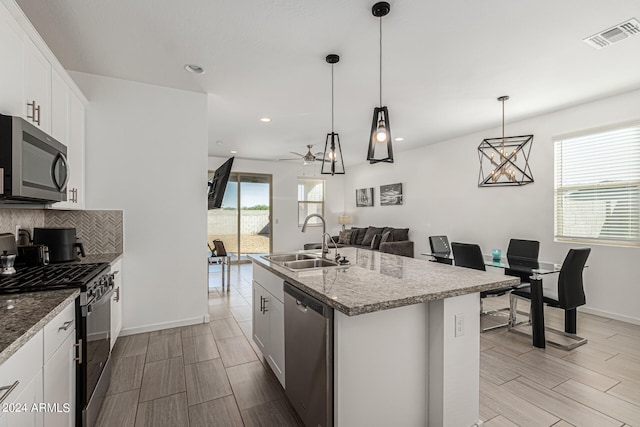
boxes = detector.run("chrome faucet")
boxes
[301,213,329,258]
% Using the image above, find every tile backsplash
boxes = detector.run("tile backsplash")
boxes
[0,208,123,255]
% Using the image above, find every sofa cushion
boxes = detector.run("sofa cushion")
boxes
[381,230,393,244]
[362,226,384,246]
[390,228,409,241]
[352,228,367,245]
[338,230,352,245]
[370,234,383,250]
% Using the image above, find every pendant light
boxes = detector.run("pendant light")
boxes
[321,54,345,175]
[367,1,394,164]
[478,96,534,187]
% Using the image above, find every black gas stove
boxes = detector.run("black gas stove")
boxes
[0,263,109,294]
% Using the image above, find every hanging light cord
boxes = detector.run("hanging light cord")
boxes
[331,63,334,133]
[379,16,383,107]
[501,98,505,139]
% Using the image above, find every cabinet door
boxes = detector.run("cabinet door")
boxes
[252,282,268,354]
[51,71,70,144]
[5,370,43,427]
[43,333,75,427]
[53,93,84,209]
[110,263,123,350]
[267,296,285,386]
[0,2,24,116]
[23,40,51,132]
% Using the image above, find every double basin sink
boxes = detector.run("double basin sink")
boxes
[262,253,342,271]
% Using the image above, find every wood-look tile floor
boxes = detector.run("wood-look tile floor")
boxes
[96,263,640,426]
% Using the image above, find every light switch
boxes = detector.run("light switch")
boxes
[455,313,465,337]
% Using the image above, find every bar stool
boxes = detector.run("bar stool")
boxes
[208,239,231,291]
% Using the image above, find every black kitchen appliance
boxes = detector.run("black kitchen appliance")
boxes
[0,114,69,204]
[0,262,115,427]
[16,244,49,266]
[33,227,85,263]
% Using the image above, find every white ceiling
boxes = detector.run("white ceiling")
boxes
[15,0,640,166]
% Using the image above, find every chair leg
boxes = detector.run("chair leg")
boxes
[508,294,517,329]
[565,308,577,334]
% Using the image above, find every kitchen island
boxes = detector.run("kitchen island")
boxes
[251,247,518,426]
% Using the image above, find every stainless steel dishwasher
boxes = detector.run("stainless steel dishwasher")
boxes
[284,282,334,427]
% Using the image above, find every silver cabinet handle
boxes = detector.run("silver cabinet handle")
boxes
[27,100,40,125]
[58,320,73,331]
[0,381,19,404]
[74,339,83,364]
[114,287,120,302]
[262,297,269,313]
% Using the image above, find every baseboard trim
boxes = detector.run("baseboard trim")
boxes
[579,306,640,326]
[120,315,209,336]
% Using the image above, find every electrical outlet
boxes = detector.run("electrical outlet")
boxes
[15,225,21,240]
[455,313,465,337]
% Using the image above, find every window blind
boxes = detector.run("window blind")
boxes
[554,122,640,246]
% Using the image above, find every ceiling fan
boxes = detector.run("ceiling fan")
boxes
[280,145,327,165]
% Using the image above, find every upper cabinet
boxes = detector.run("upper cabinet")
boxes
[0,0,87,209]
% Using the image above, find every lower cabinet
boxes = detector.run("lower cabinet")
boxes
[43,332,76,427]
[252,265,285,387]
[110,259,123,350]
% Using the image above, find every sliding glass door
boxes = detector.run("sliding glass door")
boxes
[207,172,272,263]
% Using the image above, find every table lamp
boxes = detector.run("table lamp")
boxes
[338,215,352,231]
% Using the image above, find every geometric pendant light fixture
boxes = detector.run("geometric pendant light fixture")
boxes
[367,1,394,164]
[478,96,534,187]
[321,54,346,175]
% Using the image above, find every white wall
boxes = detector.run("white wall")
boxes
[208,157,345,252]
[71,71,209,334]
[344,89,640,324]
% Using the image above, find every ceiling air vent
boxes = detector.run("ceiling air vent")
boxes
[583,18,640,49]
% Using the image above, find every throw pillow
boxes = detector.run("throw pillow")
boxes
[370,234,382,250]
[380,230,393,244]
[362,226,384,246]
[338,230,352,245]
[353,228,367,245]
[390,228,409,241]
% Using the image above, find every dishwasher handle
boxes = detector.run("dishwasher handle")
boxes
[283,282,330,318]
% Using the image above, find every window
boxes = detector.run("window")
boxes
[554,121,640,247]
[298,178,325,226]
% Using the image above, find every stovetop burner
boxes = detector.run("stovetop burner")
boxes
[0,263,109,294]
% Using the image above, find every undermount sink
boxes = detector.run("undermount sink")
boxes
[262,253,343,271]
[263,253,319,263]
[281,258,339,270]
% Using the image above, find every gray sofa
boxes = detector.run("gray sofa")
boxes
[331,226,414,258]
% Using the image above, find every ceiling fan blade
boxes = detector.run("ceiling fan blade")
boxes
[290,152,304,157]
[314,152,324,156]
[279,158,301,161]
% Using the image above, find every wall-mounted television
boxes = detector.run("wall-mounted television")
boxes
[208,157,234,210]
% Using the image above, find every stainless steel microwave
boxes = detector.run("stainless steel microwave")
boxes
[0,114,68,204]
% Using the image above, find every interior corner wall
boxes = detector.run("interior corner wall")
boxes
[71,71,209,333]
[344,89,640,324]
[208,157,345,252]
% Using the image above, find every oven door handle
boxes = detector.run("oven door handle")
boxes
[74,338,83,364]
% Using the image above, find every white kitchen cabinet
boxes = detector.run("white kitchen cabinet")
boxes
[23,39,51,133]
[53,92,85,209]
[0,329,44,427]
[43,333,75,427]
[51,71,70,144]
[0,1,24,117]
[110,260,123,350]
[252,265,285,387]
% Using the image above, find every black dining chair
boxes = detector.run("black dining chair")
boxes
[504,239,540,284]
[452,242,517,332]
[429,235,453,265]
[508,248,591,350]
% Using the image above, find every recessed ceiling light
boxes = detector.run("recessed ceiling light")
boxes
[230,150,238,154]
[260,117,272,123]
[184,64,205,74]
[394,137,404,142]
[216,140,223,145]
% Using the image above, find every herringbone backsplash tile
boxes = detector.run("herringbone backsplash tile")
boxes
[0,209,45,235]
[45,210,123,254]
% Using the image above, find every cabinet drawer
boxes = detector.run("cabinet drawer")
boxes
[253,265,284,303]
[43,300,76,363]
[0,330,43,407]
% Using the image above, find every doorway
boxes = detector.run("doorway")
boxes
[207,172,272,264]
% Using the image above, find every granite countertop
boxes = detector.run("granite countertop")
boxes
[0,288,79,364]
[250,247,519,316]
[75,252,123,265]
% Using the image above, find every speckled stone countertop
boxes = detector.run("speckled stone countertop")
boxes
[73,252,123,265]
[0,289,79,364]
[250,247,519,316]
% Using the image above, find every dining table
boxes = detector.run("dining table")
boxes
[422,251,563,349]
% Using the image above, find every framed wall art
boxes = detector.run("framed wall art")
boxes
[380,183,403,206]
[356,187,374,207]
